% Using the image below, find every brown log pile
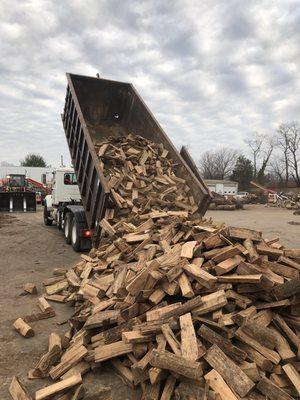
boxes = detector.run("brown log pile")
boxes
[209,192,244,211]
[11,134,300,399]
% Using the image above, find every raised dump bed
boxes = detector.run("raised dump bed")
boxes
[62,73,211,240]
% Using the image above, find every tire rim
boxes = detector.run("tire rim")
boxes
[72,222,77,244]
[64,219,69,238]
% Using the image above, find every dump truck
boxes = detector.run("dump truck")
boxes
[44,73,211,251]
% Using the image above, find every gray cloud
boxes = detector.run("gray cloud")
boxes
[0,0,300,167]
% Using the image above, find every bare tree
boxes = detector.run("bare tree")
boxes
[270,159,285,187]
[287,122,300,186]
[257,136,274,184]
[199,148,239,180]
[199,151,218,179]
[246,133,275,184]
[245,133,263,179]
[277,124,291,187]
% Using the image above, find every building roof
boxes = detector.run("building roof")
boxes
[204,179,238,185]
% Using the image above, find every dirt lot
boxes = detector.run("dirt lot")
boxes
[0,208,139,399]
[207,204,300,248]
[0,204,299,398]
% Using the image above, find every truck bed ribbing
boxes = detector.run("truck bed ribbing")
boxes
[15,133,300,400]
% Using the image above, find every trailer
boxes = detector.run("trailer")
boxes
[44,73,211,251]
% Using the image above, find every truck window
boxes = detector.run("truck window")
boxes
[64,173,77,185]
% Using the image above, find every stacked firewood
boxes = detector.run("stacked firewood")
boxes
[209,192,244,211]
[10,134,300,400]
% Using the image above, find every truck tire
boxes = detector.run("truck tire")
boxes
[44,206,52,226]
[57,209,63,230]
[71,215,81,252]
[64,212,73,244]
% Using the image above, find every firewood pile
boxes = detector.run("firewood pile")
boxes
[209,192,244,211]
[10,134,300,400]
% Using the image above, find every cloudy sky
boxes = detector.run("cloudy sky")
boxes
[0,0,300,167]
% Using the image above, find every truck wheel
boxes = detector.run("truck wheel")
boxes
[64,212,73,244]
[57,210,63,230]
[71,216,81,252]
[44,206,52,226]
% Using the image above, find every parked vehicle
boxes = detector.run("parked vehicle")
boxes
[44,73,211,251]
[234,191,250,202]
[43,167,92,251]
[0,174,36,212]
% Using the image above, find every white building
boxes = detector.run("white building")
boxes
[204,179,238,196]
[0,166,54,184]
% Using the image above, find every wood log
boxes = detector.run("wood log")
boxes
[94,341,133,363]
[237,342,273,372]
[60,361,90,380]
[45,280,69,295]
[160,375,176,400]
[146,302,182,321]
[111,359,134,388]
[162,296,203,320]
[192,291,227,316]
[34,342,62,377]
[204,344,254,397]
[235,328,281,365]
[283,363,300,395]
[9,376,32,400]
[257,376,293,400]
[66,269,81,287]
[122,331,153,344]
[215,255,243,275]
[211,245,241,263]
[198,324,247,363]
[49,345,87,379]
[150,349,202,380]
[23,310,55,323]
[278,255,300,270]
[182,263,217,288]
[178,272,194,298]
[273,313,300,347]
[24,283,37,294]
[217,274,262,284]
[256,244,283,260]
[204,369,238,400]
[180,313,198,361]
[241,320,277,350]
[228,227,261,241]
[35,373,82,400]
[181,241,197,259]
[161,323,181,356]
[272,277,300,300]
[13,318,34,338]
[37,297,53,313]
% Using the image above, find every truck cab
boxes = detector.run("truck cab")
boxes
[50,168,81,205]
[44,167,91,251]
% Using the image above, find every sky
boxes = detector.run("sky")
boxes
[0,0,300,167]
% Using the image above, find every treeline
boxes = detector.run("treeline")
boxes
[198,122,300,190]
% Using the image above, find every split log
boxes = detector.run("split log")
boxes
[9,376,32,400]
[13,318,34,338]
[35,373,82,400]
[204,344,254,397]
[150,349,202,380]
